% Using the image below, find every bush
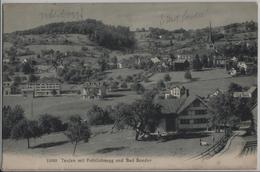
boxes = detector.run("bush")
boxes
[184,70,192,80]
[11,119,42,148]
[87,105,114,125]
[120,82,128,89]
[125,75,133,82]
[38,114,65,134]
[3,105,25,139]
[164,73,171,82]
[131,82,145,94]
[157,80,166,90]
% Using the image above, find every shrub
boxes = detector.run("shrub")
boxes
[164,73,171,82]
[184,70,192,80]
[38,114,65,134]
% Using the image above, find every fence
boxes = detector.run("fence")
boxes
[189,133,233,160]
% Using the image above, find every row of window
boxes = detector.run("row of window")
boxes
[180,118,208,124]
[183,110,207,116]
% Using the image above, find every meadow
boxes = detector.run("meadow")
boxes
[3,124,224,157]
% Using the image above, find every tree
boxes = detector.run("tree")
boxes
[51,89,57,96]
[164,73,171,82]
[29,74,39,82]
[11,119,42,148]
[64,115,91,155]
[157,80,166,90]
[3,105,25,138]
[184,70,192,80]
[192,54,203,71]
[116,75,123,81]
[208,92,239,135]
[22,62,34,74]
[87,105,113,125]
[112,99,162,140]
[202,55,209,68]
[228,82,243,94]
[111,56,118,67]
[120,82,128,89]
[13,76,21,86]
[38,114,64,134]
[125,75,134,82]
[97,57,107,72]
[131,82,145,94]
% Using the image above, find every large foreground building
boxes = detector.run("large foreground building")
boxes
[155,95,212,133]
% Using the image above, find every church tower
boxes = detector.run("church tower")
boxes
[207,22,215,50]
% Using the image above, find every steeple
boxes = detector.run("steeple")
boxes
[208,21,213,43]
[207,21,214,50]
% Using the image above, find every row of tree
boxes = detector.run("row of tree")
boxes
[3,105,91,155]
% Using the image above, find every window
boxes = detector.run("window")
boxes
[180,119,190,124]
[195,110,207,115]
[194,118,208,124]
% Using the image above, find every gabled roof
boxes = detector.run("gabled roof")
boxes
[36,77,60,84]
[154,95,208,115]
[247,86,257,94]
[177,95,208,114]
[154,97,186,114]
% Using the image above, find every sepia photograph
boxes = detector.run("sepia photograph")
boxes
[1,2,258,170]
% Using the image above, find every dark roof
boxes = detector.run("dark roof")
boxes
[154,95,208,114]
[36,77,60,84]
[155,97,186,114]
[177,95,208,114]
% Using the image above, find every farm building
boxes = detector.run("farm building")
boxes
[155,95,212,133]
[233,86,257,98]
[3,75,16,96]
[82,81,107,99]
[164,86,189,99]
[173,60,190,71]
[21,77,61,97]
[176,54,193,62]
[207,88,224,98]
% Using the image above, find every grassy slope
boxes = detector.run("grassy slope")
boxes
[3,125,224,156]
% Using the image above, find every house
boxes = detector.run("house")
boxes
[117,62,123,69]
[173,60,190,71]
[213,56,226,67]
[229,68,237,76]
[164,86,189,99]
[176,54,193,62]
[82,81,107,99]
[3,58,10,64]
[208,88,224,98]
[3,75,16,96]
[150,57,161,64]
[21,77,61,97]
[237,62,257,74]
[233,86,257,98]
[155,95,212,133]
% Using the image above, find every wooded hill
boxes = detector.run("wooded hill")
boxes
[14,19,135,50]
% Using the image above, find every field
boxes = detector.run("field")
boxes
[146,69,257,97]
[105,68,144,79]
[3,125,224,157]
[3,91,141,121]
[3,69,257,121]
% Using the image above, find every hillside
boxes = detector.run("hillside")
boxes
[11,19,135,50]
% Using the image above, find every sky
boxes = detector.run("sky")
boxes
[3,2,258,33]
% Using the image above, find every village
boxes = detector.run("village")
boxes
[2,19,257,159]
